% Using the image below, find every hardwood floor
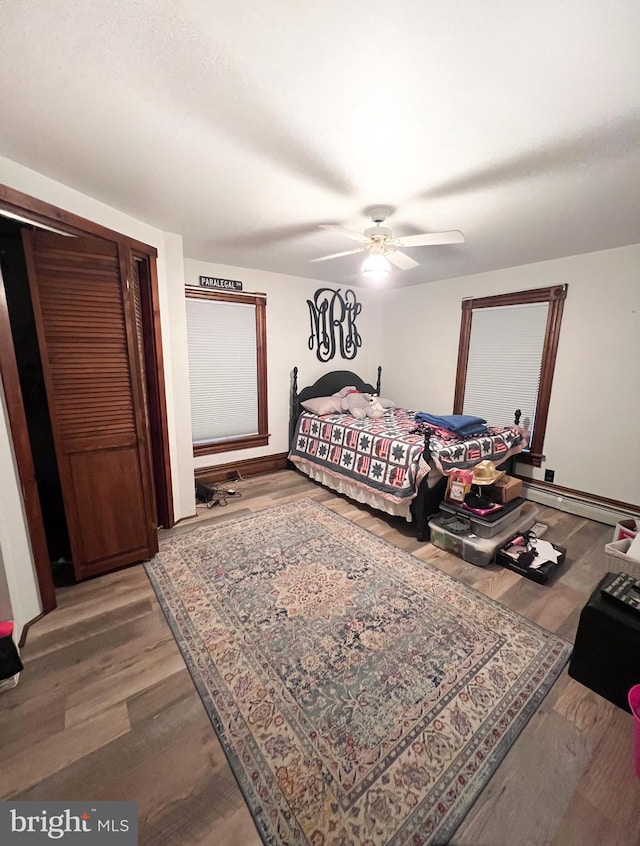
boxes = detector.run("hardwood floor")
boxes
[1,470,638,845]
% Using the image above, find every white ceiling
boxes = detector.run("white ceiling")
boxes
[1,1,639,287]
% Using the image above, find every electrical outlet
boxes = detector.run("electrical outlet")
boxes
[544,469,555,483]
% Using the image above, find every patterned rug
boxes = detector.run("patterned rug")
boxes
[145,499,570,845]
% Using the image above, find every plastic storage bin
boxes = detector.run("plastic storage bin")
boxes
[439,497,525,538]
[429,502,538,567]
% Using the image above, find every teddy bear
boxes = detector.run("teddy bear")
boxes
[339,389,385,420]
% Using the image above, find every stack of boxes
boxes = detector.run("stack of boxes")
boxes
[428,474,538,568]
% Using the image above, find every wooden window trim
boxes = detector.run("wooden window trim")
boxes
[186,288,269,456]
[453,285,567,468]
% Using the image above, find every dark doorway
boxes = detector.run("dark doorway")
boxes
[0,217,73,585]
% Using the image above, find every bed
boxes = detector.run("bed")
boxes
[288,366,527,540]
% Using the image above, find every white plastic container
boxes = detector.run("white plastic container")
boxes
[605,538,640,580]
[429,502,539,567]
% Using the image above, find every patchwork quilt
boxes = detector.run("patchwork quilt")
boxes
[413,420,527,475]
[289,408,424,503]
[289,408,527,503]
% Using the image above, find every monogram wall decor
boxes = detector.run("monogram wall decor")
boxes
[307,287,362,362]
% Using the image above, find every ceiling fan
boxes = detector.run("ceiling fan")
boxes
[311,206,465,278]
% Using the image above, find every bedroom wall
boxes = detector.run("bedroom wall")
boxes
[184,259,384,471]
[0,545,14,625]
[0,381,39,636]
[380,243,640,508]
[0,155,196,637]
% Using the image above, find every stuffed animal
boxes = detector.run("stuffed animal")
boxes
[366,396,385,418]
[340,390,385,420]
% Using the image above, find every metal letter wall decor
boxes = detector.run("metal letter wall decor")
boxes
[307,287,362,362]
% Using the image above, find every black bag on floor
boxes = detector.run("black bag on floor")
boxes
[0,635,23,681]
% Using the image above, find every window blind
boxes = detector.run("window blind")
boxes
[462,302,549,431]
[186,297,258,444]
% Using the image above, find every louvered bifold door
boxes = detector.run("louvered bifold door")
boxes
[22,230,158,580]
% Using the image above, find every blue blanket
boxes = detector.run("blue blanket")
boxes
[414,412,488,436]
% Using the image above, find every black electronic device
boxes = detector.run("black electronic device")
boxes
[569,572,640,712]
[600,572,640,614]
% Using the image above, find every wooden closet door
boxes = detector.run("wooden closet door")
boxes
[22,230,158,580]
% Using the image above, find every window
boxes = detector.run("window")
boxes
[453,285,567,467]
[185,288,268,455]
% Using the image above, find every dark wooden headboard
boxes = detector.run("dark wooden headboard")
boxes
[289,366,382,444]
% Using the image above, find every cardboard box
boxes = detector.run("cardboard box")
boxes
[486,475,523,503]
[612,518,639,543]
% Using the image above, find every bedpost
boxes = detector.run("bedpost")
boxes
[375,365,382,396]
[422,425,434,466]
[506,409,523,475]
[411,425,444,542]
[290,367,299,448]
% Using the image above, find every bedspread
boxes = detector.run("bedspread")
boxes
[413,421,527,475]
[289,408,528,504]
[289,408,424,503]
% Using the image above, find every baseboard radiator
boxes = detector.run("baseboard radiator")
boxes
[523,481,638,527]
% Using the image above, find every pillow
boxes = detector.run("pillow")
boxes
[301,396,343,415]
[376,396,395,408]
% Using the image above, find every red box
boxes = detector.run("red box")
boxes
[613,518,639,543]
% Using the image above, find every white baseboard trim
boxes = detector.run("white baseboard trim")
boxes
[523,482,636,527]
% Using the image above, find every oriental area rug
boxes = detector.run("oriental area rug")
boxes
[145,498,571,846]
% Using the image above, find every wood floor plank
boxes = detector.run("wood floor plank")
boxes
[0,704,130,798]
[28,572,155,638]
[497,576,583,633]
[136,770,261,846]
[64,637,186,727]
[454,708,594,846]
[23,599,155,660]
[577,706,640,827]
[7,605,172,709]
[466,563,521,600]
[126,668,196,726]
[553,676,617,736]
[15,690,211,801]
[0,690,66,758]
[550,791,630,846]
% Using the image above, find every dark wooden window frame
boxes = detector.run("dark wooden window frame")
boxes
[186,288,269,457]
[0,183,175,616]
[453,284,568,468]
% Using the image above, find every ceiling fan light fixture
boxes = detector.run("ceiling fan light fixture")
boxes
[361,252,392,281]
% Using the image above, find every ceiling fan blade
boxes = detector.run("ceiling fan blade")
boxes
[388,250,420,270]
[397,230,465,247]
[318,224,366,243]
[310,248,364,263]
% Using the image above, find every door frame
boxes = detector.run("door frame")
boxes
[0,183,174,613]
